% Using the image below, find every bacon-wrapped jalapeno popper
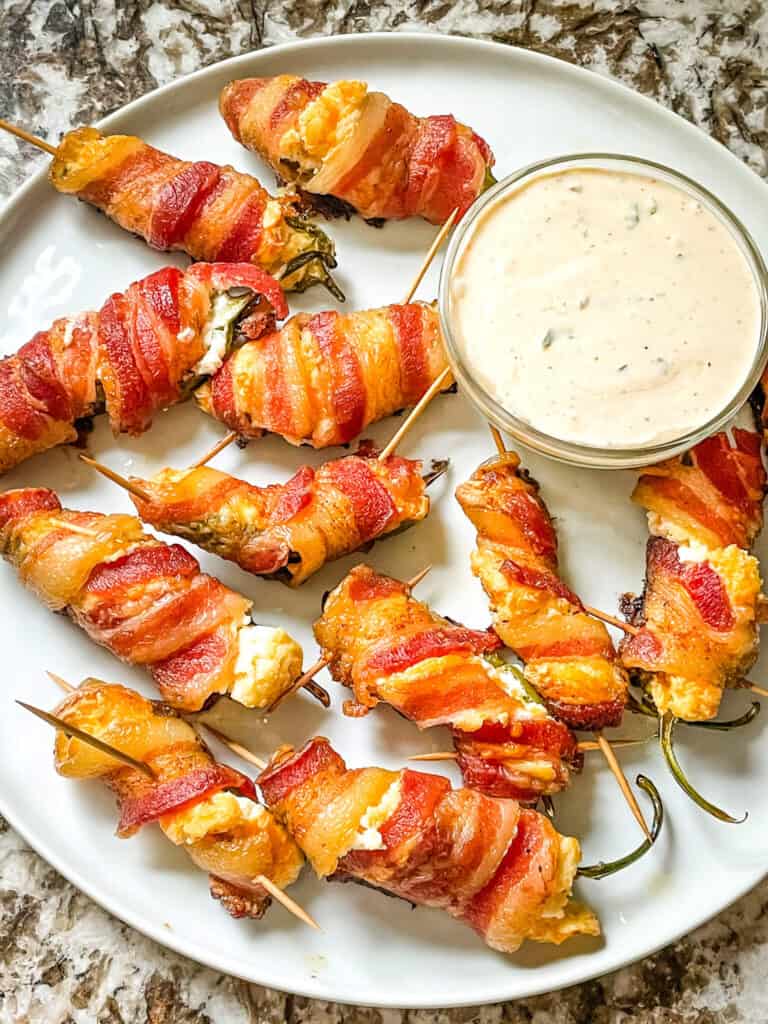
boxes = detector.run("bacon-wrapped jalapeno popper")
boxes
[0,488,304,712]
[129,441,436,586]
[53,679,304,918]
[219,77,494,224]
[619,429,766,721]
[196,301,451,447]
[259,737,599,953]
[456,453,629,731]
[0,262,285,476]
[48,127,339,297]
[313,564,580,802]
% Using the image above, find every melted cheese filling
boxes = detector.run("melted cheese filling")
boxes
[522,835,600,946]
[229,622,303,708]
[676,539,712,563]
[279,81,368,170]
[161,791,267,845]
[192,291,253,378]
[540,836,581,920]
[350,777,403,851]
[479,658,548,719]
[262,199,284,230]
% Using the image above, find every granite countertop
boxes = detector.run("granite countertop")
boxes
[2,1,768,1021]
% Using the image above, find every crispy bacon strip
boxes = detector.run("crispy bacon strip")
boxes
[53,679,303,918]
[456,453,628,730]
[313,565,580,802]
[259,738,598,952]
[116,763,256,837]
[48,127,337,293]
[196,301,450,447]
[130,441,429,586]
[220,77,494,224]
[0,263,285,475]
[0,488,304,712]
[620,430,766,721]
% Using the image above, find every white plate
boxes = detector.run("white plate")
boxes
[1,32,767,1009]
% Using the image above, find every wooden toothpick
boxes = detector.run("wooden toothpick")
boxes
[595,731,651,840]
[378,367,452,461]
[18,699,156,778]
[199,724,266,770]
[402,208,459,305]
[47,671,75,693]
[585,606,639,636]
[79,454,151,502]
[0,118,57,155]
[409,736,649,761]
[192,431,239,468]
[255,873,320,931]
[50,519,99,538]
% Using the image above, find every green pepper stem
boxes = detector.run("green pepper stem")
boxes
[283,216,346,302]
[660,713,747,823]
[422,459,450,486]
[681,702,761,732]
[626,691,658,718]
[482,166,498,192]
[577,775,663,879]
[630,686,760,732]
[279,250,345,302]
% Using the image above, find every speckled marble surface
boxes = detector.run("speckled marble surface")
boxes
[2,2,768,1021]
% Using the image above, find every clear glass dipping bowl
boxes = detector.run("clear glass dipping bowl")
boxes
[438,154,768,469]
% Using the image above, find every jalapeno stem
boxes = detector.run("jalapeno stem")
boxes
[577,775,664,878]
[283,217,345,302]
[660,713,747,823]
[422,459,450,486]
[280,249,346,302]
[681,702,761,732]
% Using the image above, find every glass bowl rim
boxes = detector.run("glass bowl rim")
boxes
[438,152,768,469]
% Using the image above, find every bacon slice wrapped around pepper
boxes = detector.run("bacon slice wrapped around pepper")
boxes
[0,488,304,712]
[48,127,339,296]
[0,262,286,475]
[219,76,494,224]
[620,429,766,721]
[259,737,598,952]
[456,452,628,731]
[129,441,432,586]
[53,679,303,918]
[195,301,450,448]
[313,564,580,802]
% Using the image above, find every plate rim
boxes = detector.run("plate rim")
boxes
[1,29,766,1008]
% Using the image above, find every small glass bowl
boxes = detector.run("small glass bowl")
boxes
[438,154,768,469]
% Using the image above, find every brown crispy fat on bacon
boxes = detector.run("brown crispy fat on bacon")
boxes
[620,429,766,721]
[0,263,286,475]
[196,301,450,448]
[313,564,580,802]
[0,487,301,712]
[131,441,429,586]
[456,453,628,731]
[54,679,303,918]
[219,76,494,225]
[49,127,336,293]
[259,737,598,952]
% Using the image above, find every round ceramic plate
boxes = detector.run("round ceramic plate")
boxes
[1,32,767,1009]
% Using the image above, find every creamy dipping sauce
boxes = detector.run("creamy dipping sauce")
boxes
[449,168,762,449]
